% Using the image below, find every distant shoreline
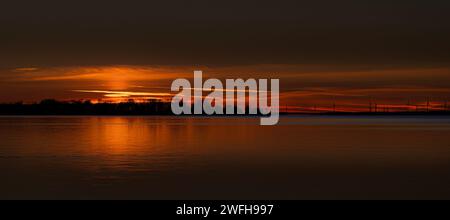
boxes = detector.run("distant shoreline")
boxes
[1,112,450,117]
[1,99,449,116]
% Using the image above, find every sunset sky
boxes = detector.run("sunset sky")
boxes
[1,0,450,111]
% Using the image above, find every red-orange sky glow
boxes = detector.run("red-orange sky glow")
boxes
[1,64,450,112]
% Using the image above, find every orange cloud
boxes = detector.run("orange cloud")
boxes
[14,67,39,72]
[72,90,172,97]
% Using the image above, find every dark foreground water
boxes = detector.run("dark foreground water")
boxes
[1,116,449,199]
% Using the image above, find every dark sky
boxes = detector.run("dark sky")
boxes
[1,0,450,68]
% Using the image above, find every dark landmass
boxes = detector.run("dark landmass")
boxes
[311,111,450,116]
[0,99,260,116]
[1,99,450,116]
[0,99,173,115]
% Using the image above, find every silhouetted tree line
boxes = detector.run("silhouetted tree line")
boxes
[0,99,263,115]
[0,99,173,115]
[2,99,449,116]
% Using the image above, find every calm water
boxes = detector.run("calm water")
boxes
[1,116,450,199]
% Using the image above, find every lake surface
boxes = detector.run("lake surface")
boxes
[1,116,450,199]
